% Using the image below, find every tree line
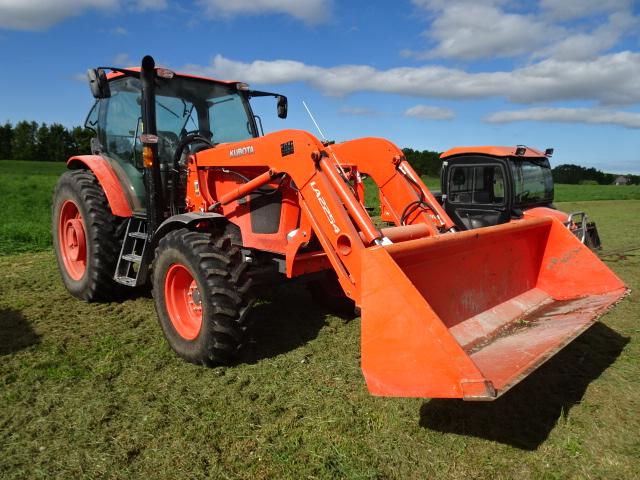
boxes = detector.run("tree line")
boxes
[401,148,443,177]
[0,121,442,169]
[551,163,639,185]
[401,149,639,185]
[1,121,637,184]
[0,121,93,163]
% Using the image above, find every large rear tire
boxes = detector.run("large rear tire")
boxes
[152,229,253,365]
[52,169,125,301]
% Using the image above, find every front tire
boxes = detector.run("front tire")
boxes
[52,169,124,301]
[152,229,253,365]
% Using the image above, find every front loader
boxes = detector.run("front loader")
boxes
[53,56,627,400]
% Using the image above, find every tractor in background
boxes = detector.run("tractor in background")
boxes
[435,146,601,249]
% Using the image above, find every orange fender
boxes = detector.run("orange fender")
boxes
[67,155,133,217]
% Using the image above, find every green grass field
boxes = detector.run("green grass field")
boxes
[1,160,639,479]
[555,183,640,202]
[0,161,66,255]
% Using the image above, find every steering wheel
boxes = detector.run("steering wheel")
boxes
[182,129,213,140]
[169,132,215,215]
[518,190,530,201]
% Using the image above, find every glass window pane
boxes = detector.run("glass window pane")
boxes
[209,94,253,144]
[511,159,553,204]
[449,165,505,205]
[103,89,140,162]
[100,76,256,165]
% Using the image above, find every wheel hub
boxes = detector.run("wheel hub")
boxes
[164,263,203,340]
[65,219,85,261]
[187,281,202,313]
[58,200,87,281]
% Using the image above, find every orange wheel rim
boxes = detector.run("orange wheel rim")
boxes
[164,263,203,340]
[58,200,87,281]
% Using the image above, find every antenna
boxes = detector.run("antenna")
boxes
[303,100,351,182]
[302,101,327,141]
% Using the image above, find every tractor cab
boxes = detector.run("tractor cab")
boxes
[84,67,286,212]
[439,146,554,230]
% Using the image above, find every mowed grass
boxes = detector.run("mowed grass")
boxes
[1,161,639,479]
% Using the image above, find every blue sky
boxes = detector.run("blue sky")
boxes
[0,0,638,173]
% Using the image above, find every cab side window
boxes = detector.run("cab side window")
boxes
[98,79,141,164]
[449,165,505,205]
[85,101,99,131]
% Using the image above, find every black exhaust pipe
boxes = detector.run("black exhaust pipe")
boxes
[140,55,164,236]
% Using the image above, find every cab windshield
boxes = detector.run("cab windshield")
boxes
[97,75,256,165]
[510,158,553,205]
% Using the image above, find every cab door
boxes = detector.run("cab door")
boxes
[443,161,511,230]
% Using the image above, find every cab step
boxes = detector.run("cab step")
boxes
[114,216,150,287]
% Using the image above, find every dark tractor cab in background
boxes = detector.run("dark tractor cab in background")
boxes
[437,146,601,249]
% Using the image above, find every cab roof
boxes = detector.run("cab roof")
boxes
[441,146,546,159]
[105,67,238,85]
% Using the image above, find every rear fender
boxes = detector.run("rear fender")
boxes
[67,155,133,217]
[154,213,228,240]
[152,213,242,252]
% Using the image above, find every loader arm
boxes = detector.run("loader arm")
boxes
[327,138,456,231]
[190,129,430,304]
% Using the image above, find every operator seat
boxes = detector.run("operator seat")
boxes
[157,131,180,163]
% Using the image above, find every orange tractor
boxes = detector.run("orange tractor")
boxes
[436,146,601,249]
[53,56,627,400]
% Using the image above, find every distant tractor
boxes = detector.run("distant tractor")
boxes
[437,146,601,249]
[52,56,626,400]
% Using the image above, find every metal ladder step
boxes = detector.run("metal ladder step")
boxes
[114,276,137,287]
[114,216,150,287]
[129,231,148,240]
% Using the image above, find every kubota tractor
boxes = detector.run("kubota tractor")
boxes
[53,56,627,400]
[436,146,601,249]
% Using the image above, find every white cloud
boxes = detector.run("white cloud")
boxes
[421,3,556,60]
[134,0,166,10]
[536,12,638,61]
[484,107,640,129]
[196,0,331,24]
[339,106,378,116]
[412,0,508,9]
[410,0,637,62]
[405,105,455,120]
[0,0,166,31]
[112,53,135,66]
[72,72,88,83]
[111,26,128,35]
[540,0,632,21]
[0,0,328,31]
[0,0,114,30]
[187,51,640,105]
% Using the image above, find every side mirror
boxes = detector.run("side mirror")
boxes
[277,95,288,119]
[87,68,111,99]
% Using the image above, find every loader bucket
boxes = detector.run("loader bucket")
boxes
[360,217,627,400]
